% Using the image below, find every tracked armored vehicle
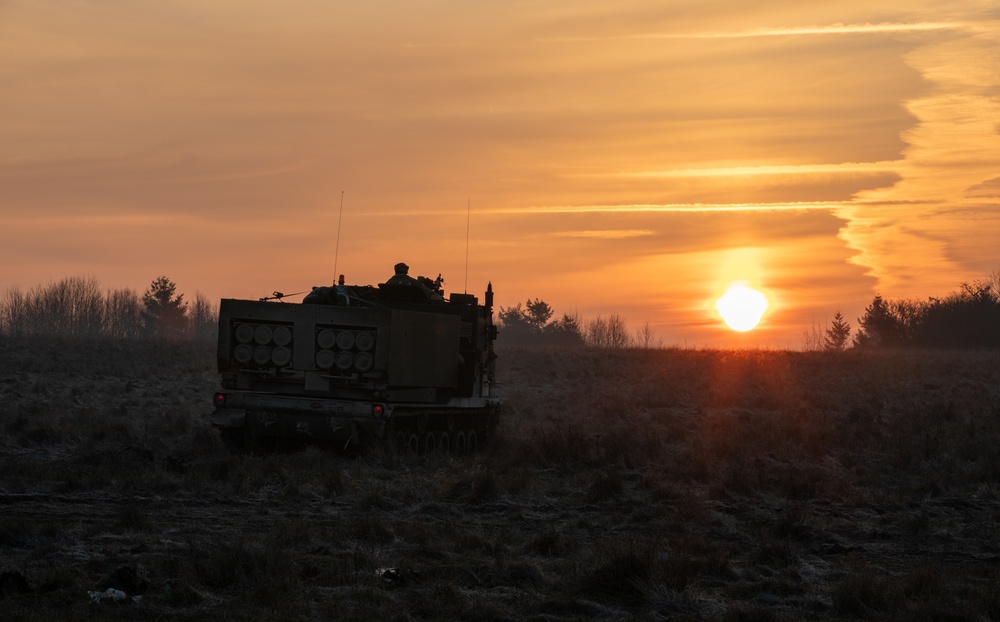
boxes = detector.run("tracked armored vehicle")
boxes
[210,265,500,453]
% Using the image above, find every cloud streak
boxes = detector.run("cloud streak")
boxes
[484,202,846,214]
[582,162,902,179]
[543,21,965,43]
[554,229,656,239]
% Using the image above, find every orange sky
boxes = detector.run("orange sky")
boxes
[1,1,998,347]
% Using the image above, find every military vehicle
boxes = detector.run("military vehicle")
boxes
[210,264,500,453]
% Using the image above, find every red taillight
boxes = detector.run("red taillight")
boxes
[213,392,227,408]
[372,404,385,417]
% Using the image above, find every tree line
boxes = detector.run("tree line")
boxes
[12,272,996,349]
[848,275,1000,349]
[497,298,662,349]
[0,275,217,340]
[807,273,1000,351]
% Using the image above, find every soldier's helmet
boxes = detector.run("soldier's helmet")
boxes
[394,262,409,275]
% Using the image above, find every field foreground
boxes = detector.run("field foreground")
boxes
[2,339,1000,620]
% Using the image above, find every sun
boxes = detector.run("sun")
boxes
[715,282,769,332]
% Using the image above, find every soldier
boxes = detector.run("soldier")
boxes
[386,262,420,287]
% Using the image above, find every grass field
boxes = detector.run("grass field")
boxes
[2,338,1000,620]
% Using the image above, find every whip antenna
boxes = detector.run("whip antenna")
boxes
[333,190,345,282]
[464,198,471,293]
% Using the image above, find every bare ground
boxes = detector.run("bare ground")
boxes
[2,338,1000,620]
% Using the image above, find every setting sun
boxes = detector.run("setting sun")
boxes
[715,282,769,332]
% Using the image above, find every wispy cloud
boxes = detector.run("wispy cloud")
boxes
[494,202,845,214]
[372,201,846,216]
[544,22,964,43]
[172,160,309,184]
[0,213,182,227]
[576,162,902,179]
[554,229,655,239]
[674,22,964,38]
[402,41,472,49]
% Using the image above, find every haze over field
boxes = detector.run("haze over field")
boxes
[1,1,998,346]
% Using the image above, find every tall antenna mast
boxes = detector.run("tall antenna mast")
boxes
[464,198,471,294]
[333,190,345,282]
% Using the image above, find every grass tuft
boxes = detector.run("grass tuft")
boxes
[117,499,151,532]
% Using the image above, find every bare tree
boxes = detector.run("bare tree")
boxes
[65,276,105,337]
[1,286,26,337]
[188,291,218,341]
[586,313,633,349]
[989,269,1000,300]
[634,321,661,349]
[23,283,52,335]
[105,288,144,340]
[801,320,824,352]
[2,276,105,337]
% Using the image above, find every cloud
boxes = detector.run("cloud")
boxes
[487,202,844,214]
[836,18,1000,296]
[615,162,901,178]
[554,229,655,239]
[967,178,1000,198]
[0,150,318,217]
[542,21,964,42]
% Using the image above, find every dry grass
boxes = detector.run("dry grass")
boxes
[2,337,1000,620]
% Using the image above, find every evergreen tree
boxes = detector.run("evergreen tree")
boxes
[853,295,895,348]
[142,276,187,337]
[853,294,920,348]
[543,312,585,347]
[497,302,535,343]
[824,311,851,351]
[524,298,554,331]
[498,299,583,346]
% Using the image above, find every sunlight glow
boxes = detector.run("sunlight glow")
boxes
[715,282,770,332]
